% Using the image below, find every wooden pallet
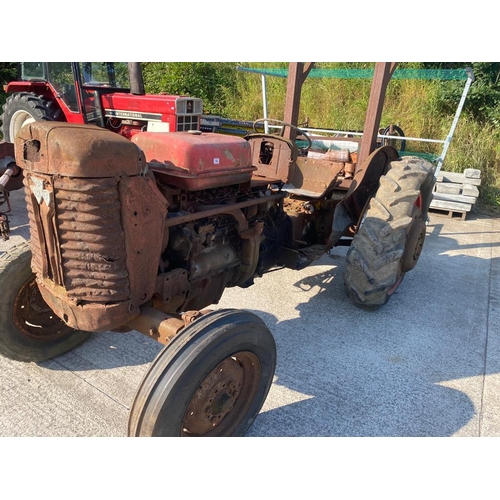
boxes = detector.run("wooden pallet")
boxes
[428,206,468,220]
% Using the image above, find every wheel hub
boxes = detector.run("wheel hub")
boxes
[182,351,261,436]
[10,110,36,140]
[13,276,73,341]
[401,209,426,273]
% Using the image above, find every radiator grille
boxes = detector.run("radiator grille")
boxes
[26,175,131,304]
[175,97,202,131]
[176,114,200,131]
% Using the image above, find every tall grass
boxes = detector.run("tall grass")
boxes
[444,118,500,206]
[221,62,500,207]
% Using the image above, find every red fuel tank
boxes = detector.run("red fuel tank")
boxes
[132,131,255,190]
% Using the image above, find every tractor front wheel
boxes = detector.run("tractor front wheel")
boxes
[344,156,435,307]
[0,92,59,142]
[0,242,91,362]
[128,309,276,437]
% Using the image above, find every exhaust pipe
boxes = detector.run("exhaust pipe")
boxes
[128,62,145,95]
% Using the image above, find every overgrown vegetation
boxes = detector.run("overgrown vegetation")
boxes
[142,62,237,116]
[148,61,498,207]
[1,61,499,207]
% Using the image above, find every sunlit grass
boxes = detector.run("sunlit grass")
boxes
[222,62,499,207]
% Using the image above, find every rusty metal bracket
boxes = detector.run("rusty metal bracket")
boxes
[126,306,215,345]
[283,63,315,143]
[125,306,185,345]
[357,63,398,166]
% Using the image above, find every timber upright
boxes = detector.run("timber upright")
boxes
[0,63,436,436]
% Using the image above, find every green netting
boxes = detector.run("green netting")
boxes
[237,66,469,81]
[399,151,440,162]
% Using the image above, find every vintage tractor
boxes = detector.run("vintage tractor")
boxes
[0,63,436,436]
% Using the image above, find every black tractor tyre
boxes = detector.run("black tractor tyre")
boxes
[128,309,276,437]
[0,92,60,142]
[0,242,91,362]
[344,156,435,307]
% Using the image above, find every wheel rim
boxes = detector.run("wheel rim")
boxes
[10,110,36,140]
[401,220,426,272]
[13,275,75,341]
[181,351,261,436]
[401,203,426,273]
[386,272,404,297]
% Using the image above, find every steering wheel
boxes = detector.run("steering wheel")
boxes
[381,124,406,152]
[252,118,312,151]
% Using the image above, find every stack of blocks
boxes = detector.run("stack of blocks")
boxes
[429,168,481,220]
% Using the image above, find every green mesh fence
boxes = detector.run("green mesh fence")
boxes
[399,151,440,162]
[237,67,469,81]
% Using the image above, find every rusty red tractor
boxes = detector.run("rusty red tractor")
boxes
[0,62,436,436]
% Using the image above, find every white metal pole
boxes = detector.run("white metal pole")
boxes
[261,74,269,134]
[434,68,475,177]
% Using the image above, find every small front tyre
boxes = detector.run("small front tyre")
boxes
[0,242,91,362]
[128,309,277,437]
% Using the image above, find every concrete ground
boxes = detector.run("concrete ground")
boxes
[1,188,499,437]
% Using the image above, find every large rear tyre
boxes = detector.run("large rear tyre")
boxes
[128,309,276,437]
[0,92,59,142]
[344,156,435,307]
[0,242,91,362]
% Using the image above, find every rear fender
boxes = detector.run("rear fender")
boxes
[328,145,399,247]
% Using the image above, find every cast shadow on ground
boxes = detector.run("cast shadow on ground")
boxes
[246,218,499,436]
[3,186,498,436]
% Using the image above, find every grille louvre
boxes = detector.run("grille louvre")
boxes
[25,175,131,304]
[54,178,130,302]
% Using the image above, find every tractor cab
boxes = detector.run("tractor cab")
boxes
[10,62,130,123]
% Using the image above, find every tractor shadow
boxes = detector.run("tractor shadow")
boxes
[33,213,500,436]
[246,215,500,436]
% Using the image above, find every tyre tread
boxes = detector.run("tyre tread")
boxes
[344,156,435,307]
[1,92,59,142]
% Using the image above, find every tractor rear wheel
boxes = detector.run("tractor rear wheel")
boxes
[0,92,59,142]
[0,242,91,362]
[344,156,435,307]
[128,309,276,437]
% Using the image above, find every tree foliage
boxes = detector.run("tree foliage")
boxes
[141,62,237,115]
[0,62,17,85]
[424,62,500,124]
[0,62,17,106]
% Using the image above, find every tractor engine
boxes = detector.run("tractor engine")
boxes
[131,130,290,312]
[15,122,289,334]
